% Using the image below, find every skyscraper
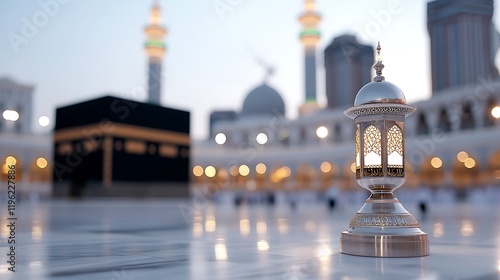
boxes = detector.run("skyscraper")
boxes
[427,0,499,93]
[324,35,373,109]
[298,0,321,115]
[144,1,167,104]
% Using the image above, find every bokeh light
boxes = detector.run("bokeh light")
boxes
[193,165,203,177]
[36,157,48,168]
[464,158,476,169]
[38,116,50,127]
[256,132,268,145]
[316,126,328,139]
[239,164,250,176]
[430,157,442,168]
[2,110,19,121]
[205,166,216,177]
[320,161,331,173]
[215,133,226,145]
[457,151,468,162]
[256,163,266,174]
[6,156,16,165]
[491,106,500,119]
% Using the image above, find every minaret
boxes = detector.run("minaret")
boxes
[144,0,167,105]
[298,0,321,116]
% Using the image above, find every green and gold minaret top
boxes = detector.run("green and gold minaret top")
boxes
[144,0,167,64]
[299,0,321,48]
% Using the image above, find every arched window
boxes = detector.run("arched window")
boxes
[438,108,451,132]
[334,124,342,143]
[460,102,475,130]
[416,113,429,135]
[363,125,382,177]
[387,125,404,177]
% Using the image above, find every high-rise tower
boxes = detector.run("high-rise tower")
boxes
[324,35,373,109]
[427,0,499,93]
[298,0,321,115]
[144,0,167,104]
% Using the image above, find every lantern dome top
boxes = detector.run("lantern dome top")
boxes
[353,42,407,106]
[354,80,407,106]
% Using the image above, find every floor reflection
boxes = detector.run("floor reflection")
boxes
[0,200,498,279]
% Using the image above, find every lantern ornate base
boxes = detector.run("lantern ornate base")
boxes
[340,230,429,257]
[340,194,429,257]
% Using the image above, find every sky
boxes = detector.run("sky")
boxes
[1,0,500,139]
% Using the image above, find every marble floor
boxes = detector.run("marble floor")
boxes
[1,195,500,280]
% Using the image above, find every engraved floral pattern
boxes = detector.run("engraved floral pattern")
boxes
[363,125,381,157]
[346,106,415,118]
[349,214,419,228]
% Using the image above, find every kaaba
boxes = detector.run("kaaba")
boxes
[52,96,190,197]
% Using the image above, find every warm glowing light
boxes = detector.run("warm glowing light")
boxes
[193,165,203,177]
[316,126,328,139]
[205,166,216,178]
[460,220,474,236]
[2,164,9,174]
[433,223,444,238]
[283,167,291,177]
[215,133,226,145]
[320,162,331,173]
[257,240,270,251]
[464,158,476,169]
[6,156,16,165]
[256,222,267,234]
[350,162,356,173]
[239,165,250,176]
[193,223,203,237]
[239,219,250,236]
[256,163,266,174]
[3,110,19,121]
[215,243,227,261]
[270,167,291,183]
[430,157,442,169]
[491,106,500,119]
[278,218,289,234]
[229,166,239,176]
[36,157,47,169]
[494,170,500,179]
[38,116,50,127]
[205,215,216,232]
[256,132,268,145]
[457,151,469,162]
[32,226,43,241]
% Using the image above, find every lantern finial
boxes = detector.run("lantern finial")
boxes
[373,42,385,82]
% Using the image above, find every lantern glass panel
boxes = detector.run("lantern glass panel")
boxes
[363,125,382,177]
[387,124,404,177]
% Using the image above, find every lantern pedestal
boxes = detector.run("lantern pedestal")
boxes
[340,192,429,257]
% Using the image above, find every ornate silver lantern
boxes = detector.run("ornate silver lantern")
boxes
[341,43,429,257]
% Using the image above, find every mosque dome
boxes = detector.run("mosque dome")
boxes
[354,80,407,106]
[241,84,285,116]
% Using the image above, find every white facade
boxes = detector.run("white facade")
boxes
[192,80,500,192]
[0,78,52,198]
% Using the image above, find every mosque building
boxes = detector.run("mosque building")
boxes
[0,78,52,198]
[192,0,500,196]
